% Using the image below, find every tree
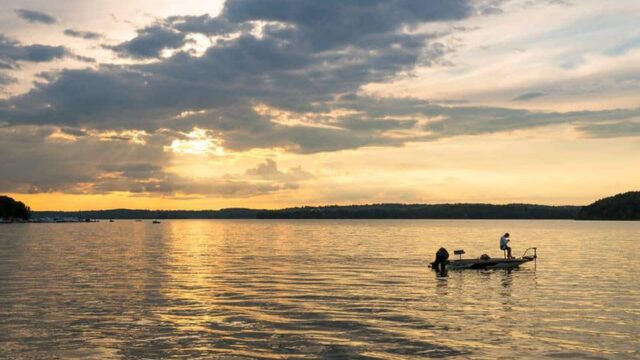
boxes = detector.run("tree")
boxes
[0,195,31,221]
[577,191,640,220]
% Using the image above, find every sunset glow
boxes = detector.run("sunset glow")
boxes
[167,129,226,156]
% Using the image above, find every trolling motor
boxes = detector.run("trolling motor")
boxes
[522,247,538,268]
[521,247,537,260]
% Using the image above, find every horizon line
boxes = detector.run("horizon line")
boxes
[31,202,583,213]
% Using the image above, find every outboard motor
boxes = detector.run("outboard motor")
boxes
[432,247,449,273]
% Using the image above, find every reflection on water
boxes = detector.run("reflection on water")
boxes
[0,220,638,359]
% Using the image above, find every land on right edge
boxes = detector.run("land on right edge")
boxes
[576,191,640,220]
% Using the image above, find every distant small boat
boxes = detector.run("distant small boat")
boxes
[109,219,115,223]
[431,248,537,270]
[152,220,161,224]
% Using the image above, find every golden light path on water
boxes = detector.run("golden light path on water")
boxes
[0,220,638,359]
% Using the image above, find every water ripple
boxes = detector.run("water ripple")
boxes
[0,220,638,359]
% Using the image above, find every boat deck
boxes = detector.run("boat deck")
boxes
[447,256,534,270]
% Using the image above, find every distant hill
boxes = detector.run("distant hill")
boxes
[576,192,640,220]
[34,203,580,220]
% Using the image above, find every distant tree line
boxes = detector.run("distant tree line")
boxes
[34,203,580,220]
[21,191,640,221]
[0,195,31,220]
[255,203,580,219]
[34,208,260,220]
[576,191,640,220]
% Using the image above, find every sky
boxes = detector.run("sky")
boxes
[0,0,639,210]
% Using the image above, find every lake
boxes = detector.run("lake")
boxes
[0,220,638,359]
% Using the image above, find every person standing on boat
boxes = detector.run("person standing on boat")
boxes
[500,233,514,259]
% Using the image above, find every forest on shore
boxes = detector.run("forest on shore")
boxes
[3,191,637,221]
[34,203,579,220]
[0,196,31,221]
[576,191,640,220]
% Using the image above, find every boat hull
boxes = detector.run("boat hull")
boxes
[431,256,535,270]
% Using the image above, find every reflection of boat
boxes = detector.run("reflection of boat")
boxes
[432,248,537,270]
[152,220,161,224]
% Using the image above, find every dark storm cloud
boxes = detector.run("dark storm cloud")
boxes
[512,91,547,101]
[0,35,68,69]
[64,29,103,40]
[15,9,57,24]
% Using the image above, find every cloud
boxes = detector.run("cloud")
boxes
[0,35,68,69]
[92,171,297,197]
[245,159,313,182]
[0,125,309,197]
[577,120,640,138]
[1,1,475,142]
[221,0,472,51]
[106,0,472,59]
[0,0,639,199]
[334,96,640,139]
[108,25,188,59]
[0,125,167,194]
[511,91,547,101]
[0,73,16,86]
[524,0,573,7]
[167,14,249,36]
[64,29,103,40]
[15,9,57,25]
[474,0,507,15]
[100,163,163,179]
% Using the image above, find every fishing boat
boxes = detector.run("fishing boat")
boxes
[152,220,161,224]
[431,248,537,271]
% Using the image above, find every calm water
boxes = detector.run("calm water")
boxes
[0,220,638,359]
